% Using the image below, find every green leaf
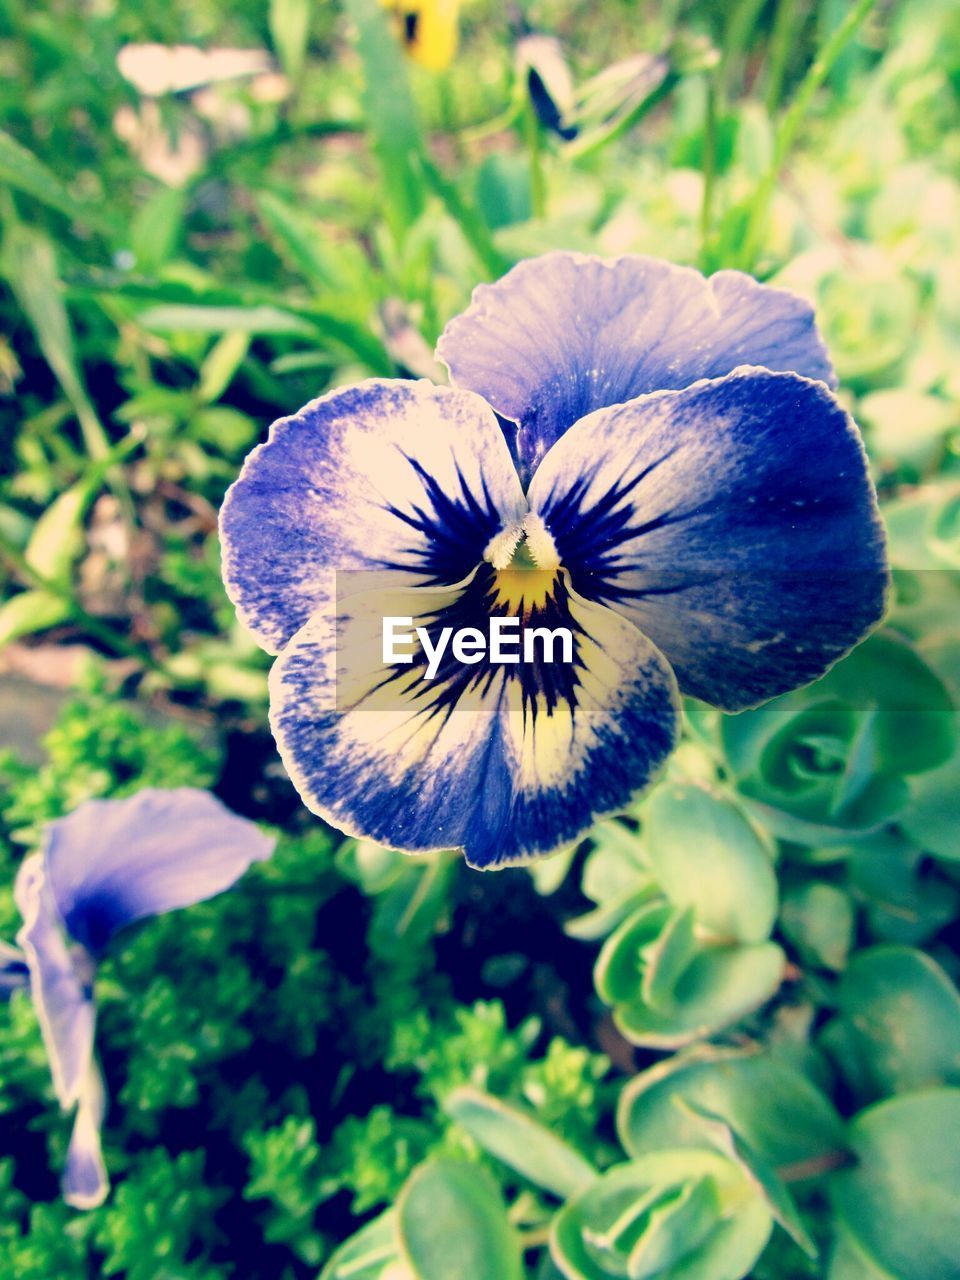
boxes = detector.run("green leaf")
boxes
[1,226,111,461]
[617,1046,848,1176]
[444,1086,597,1199]
[397,1159,523,1280]
[680,1102,817,1259]
[319,1209,405,1280]
[269,0,310,84]
[256,192,358,291]
[566,821,657,941]
[818,631,955,776]
[130,185,187,274]
[198,331,251,404]
[614,943,785,1049]
[138,303,316,335]
[847,830,959,945]
[640,906,697,1009]
[419,157,509,279]
[336,839,408,894]
[23,483,89,582]
[828,1234,893,1280]
[369,855,455,960]
[0,590,71,647]
[830,1090,960,1280]
[828,946,960,1101]
[900,746,960,862]
[551,1153,771,1280]
[344,0,426,241]
[594,901,672,1006]
[191,407,258,452]
[860,389,955,474]
[137,300,392,372]
[0,129,119,236]
[780,882,854,971]
[626,1175,720,1278]
[643,782,778,943]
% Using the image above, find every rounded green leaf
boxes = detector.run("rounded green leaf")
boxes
[320,1210,406,1280]
[0,589,71,646]
[444,1087,597,1200]
[847,830,959,945]
[397,1160,523,1280]
[595,901,673,1006]
[900,746,960,861]
[830,1090,960,1280]
[828,1234,893,1280]
[617,1047,847,1175]
[551,1153,771,1280]
[780,882,854,970]
[643,783,778,943]
[614,944,785,1049]
[818,632,956,777]
[829,946,960,1101]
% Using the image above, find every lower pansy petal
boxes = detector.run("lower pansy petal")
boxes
[437,252,835,485]
[14,853,95,1108]
[62,1063,109,1210]
[42,790,275,956]
[527,368,888,711]
[268,573,680,868]
[220,379,527,653]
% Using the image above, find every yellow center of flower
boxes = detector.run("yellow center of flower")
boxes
[484,514,561,614]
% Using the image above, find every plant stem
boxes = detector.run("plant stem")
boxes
[765,0,803,112]
[721,0,767,98]
[737,0,877,271]
[524,98,547,219]
[699,78,719,267]
[778,1148,855,1182]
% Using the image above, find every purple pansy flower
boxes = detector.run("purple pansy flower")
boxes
[2,788,274,1208]
[219,252,888,870]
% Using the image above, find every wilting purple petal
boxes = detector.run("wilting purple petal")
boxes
[0,940,29,996]
[42,789,275,955]
[14,852,95,1108]
[62,1063,109,1210]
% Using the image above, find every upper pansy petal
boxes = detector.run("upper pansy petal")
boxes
[219,379,527,654]
[42,789,274,956]
[437,252,836,484]
[268,572,680,868]
[14,853,95,1107]
[527,368,889,711]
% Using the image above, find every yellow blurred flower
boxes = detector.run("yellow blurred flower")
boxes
[383,0,459,70]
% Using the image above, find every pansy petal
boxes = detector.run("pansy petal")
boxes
[527,368,888,711]
[268,574,680,868]
[62,1064,109,1210]
[42,789,274,956]
[14,853,95,1107]
[437,252,836,484]
[219,379,527,654]
[0,941,29,995]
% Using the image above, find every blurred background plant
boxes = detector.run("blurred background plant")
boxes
[1,0,959,1276]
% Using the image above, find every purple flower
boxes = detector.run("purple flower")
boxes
[3,789,274,1208]
[219,252,888,870]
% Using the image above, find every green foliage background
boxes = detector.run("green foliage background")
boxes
[0,0,959,1276]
